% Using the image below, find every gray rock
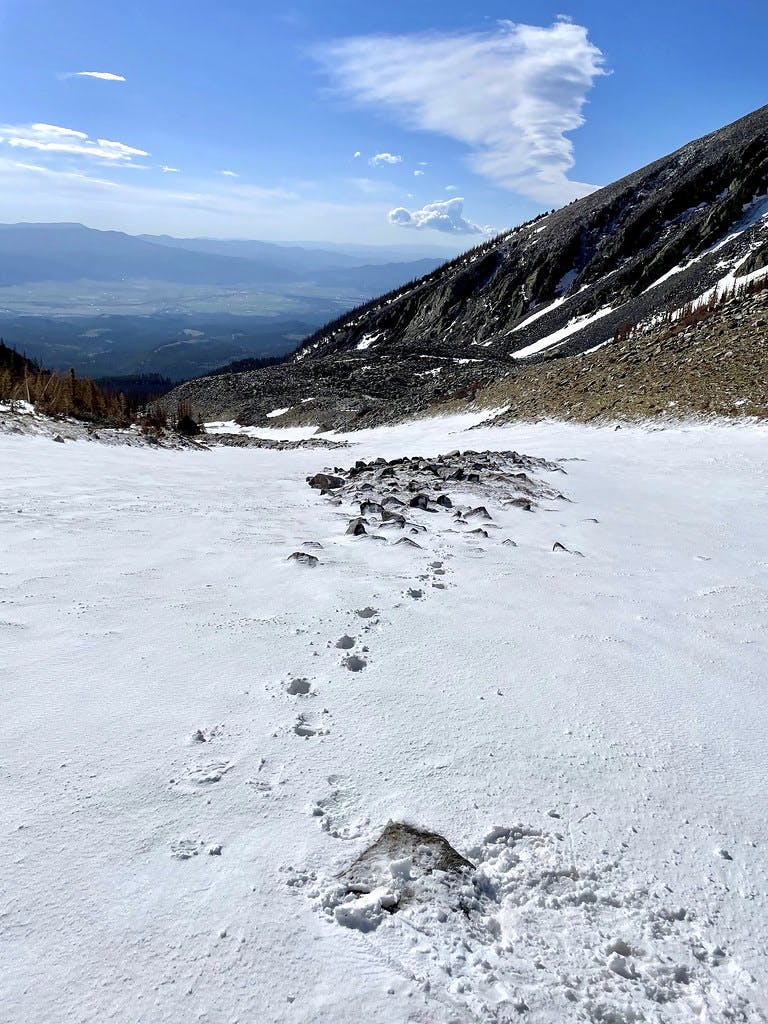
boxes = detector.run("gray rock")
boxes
[288,551,320,566]
[339,821,473,901]
[408,493,430,510]
[360,500,384,517]
[308,472,344,491]
[466,506,492,520]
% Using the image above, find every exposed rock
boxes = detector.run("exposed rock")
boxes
[308,472,344,491]
[288,551,319,567]
[552,542,584,557]
[360,500,384,517]
[338,822,474,901]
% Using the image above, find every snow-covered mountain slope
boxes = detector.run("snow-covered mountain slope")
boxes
[2,416,767,1022]
[170,104,768,428]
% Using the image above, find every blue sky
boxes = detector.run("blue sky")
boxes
[0,0,765,248]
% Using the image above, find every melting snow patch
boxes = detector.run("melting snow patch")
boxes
[513,306,614,359]
[509,295,570,334]
[266,406,291,419]
[356,332,383,351]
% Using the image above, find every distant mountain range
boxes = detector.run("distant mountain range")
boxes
[0,224,446,379]
[0,223,443,289]
[170,103,768,426]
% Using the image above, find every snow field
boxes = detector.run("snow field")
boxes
[1,416,767,1022]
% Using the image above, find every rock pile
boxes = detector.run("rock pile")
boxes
[306,448,566,547]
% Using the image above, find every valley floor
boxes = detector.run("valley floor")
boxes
[1,416,767,1023]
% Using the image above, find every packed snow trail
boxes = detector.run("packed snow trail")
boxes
[1,417,766,1022]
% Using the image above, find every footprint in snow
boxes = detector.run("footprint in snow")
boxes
[356,606,378,619]
[284,677,312,695]
[344,654,367,672]
[170,761,233,792]
[309,775,370,840]
[188,725,223,745]
[294,711,331,737]
[335,635,356,649]
[169,838,204,860]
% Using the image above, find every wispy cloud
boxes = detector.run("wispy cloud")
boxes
[161,165,181,173]
[349,177,397,195]
[73,71,126,82]
[369,152,402,166]
[414,169,424,177]
[0,156,427,243]
[0,123,148,164]
[388,196,487,235]
[445,184,458,192]
[319,18,606,204]
[220,169,239,177]
[353,150,361,158]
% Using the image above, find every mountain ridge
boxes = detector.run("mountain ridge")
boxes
[169,103,768,426]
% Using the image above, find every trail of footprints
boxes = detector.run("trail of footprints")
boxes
[164,447,763,1020]
[166,450,532,861]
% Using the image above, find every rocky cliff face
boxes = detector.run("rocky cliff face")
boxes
[171,104,768,427]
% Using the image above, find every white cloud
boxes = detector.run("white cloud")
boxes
[161,165,181,173]
[445,184,458,192]
[353,150,361,158]
[369,152,402,166]
[319,18,606,204]
[73,71,126,82]
[0,122,148,164]
[220,169,239,177]
[387,196,487,235]
[414,169,424,177]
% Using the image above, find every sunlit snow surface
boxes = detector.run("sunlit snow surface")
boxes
[2,416,767,1023]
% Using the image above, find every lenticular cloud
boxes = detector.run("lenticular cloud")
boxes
[319,18,606,205]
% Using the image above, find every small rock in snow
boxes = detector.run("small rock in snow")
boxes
[288,551,319,567]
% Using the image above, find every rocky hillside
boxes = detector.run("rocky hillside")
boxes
[170,104,768,427]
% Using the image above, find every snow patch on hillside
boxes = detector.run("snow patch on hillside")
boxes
[512,306,615,359]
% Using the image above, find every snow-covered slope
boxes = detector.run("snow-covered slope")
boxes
[2,417,767,1022]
